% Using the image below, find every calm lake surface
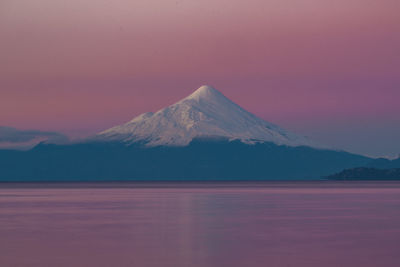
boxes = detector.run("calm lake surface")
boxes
[1,182,400,267]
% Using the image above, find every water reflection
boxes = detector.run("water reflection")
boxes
[1,182,400,266]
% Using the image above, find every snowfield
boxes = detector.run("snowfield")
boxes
[95,85,322,148]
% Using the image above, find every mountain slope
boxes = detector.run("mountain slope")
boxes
[0,85,374,181]
[366,157,400,169]
[0,139,370,181]
[95,85,322,148]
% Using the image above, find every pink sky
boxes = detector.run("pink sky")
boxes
[1,0,400,157]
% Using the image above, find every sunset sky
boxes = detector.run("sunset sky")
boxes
[1,0,399,157]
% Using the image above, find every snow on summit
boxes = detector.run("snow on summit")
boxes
[95,85,321,148]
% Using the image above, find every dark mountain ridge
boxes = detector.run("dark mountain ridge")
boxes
[0,139,371,181]
[328,167,400,180]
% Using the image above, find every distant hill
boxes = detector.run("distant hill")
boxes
[366,157,400,169]
[0,140,371,181]
[327,167,400,180]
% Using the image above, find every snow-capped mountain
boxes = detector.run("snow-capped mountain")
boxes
[95,85,322,148]
[2,85,373,181]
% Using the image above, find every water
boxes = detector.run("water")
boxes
[1,182,400,267]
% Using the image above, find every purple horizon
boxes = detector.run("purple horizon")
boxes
[1,0,400,157]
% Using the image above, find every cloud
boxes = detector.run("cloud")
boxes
[0,126,69,144]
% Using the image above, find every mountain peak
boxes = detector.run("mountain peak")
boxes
[185,85,223,101]
[95,85,323,148]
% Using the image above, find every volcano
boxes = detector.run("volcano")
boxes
[95,85,321,148]
[0,86,372,181]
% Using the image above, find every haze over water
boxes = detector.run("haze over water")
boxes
[1,182,400,267]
